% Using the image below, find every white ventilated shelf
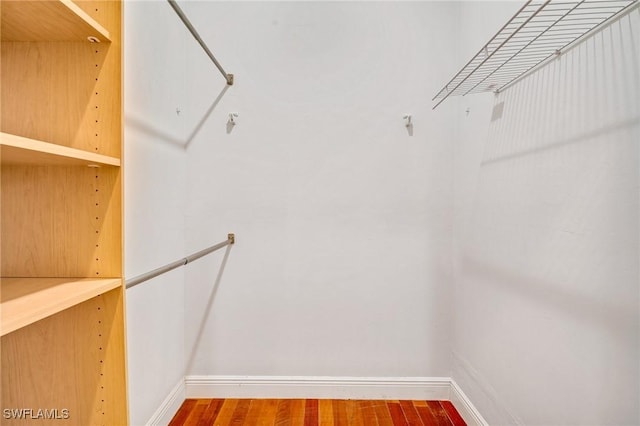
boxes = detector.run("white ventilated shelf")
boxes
[433,0,638,108]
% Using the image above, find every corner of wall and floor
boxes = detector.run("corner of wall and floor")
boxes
[145,376,487,426]
[124,2,640,425]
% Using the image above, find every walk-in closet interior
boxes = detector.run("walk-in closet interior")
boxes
[1,0,638,425]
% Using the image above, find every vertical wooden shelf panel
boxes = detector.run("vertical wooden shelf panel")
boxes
[2,288,127,426]
[1,165,122,277]
[1,3,121,157]
[0,0,110,42]
[1,1,127,424]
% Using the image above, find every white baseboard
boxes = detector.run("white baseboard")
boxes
[453,353,522,425]
[149,376,486,426]
[146,378,185,426]
[450,379,489,426]
[185,375,451,400]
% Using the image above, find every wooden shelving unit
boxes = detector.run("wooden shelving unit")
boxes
[1,0,128,424]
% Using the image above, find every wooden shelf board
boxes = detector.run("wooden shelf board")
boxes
[1,132,120,166]
[0,277,122,336]
[1,0,110,42]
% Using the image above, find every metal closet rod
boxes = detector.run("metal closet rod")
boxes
[167,0,234,85]
[125,233,235,289]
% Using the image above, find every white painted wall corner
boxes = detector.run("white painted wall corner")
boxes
[450,379,489,426]
[145,378,186,426]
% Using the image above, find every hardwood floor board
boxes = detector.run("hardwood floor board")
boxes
[387,402,409,426]
[213,400,239,426]
[198,399,224,426]
[372,400,394,426]
[319,399,334,425]
[244,399,265,426]
[259,400,280,426]
[184,400,210,426]
[304,399,319,426]
[275,399,292,426]
[440,401,465,426]
[344,400,363,426]
[399,400,423,426]
[415,406,440,426]
[426,402,450,425]
[289,399,306,426]
[229,399,251,426]
[359,400,379,426]
[333,400,348,426]
[170,399,197,426]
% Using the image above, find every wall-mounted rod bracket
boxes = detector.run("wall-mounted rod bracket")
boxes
[228,233,235,244]
[167,0,234,85]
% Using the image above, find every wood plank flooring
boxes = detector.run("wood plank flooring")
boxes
[169,399,467,425]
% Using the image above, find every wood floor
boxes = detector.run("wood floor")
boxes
[169,399,467,426]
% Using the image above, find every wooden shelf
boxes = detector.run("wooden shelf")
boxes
[1,277,122,336]
[1,132,120,166]
[2,1,127,422]
[1,0,110,42]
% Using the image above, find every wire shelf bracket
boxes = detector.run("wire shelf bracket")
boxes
[432,0,638,109]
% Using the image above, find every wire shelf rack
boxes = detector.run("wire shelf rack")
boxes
[432,0,638,109]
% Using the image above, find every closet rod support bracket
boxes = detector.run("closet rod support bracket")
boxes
[226,74,234,85]
[228,233,236,244]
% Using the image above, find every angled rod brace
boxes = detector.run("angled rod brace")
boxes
[168,0,234,85]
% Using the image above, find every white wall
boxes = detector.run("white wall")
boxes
[452,3,640,425]
[124,2,191,424]
[180,1,460,379]
[123,1,639,423]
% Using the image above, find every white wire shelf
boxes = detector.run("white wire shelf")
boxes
[433,0,638,109]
